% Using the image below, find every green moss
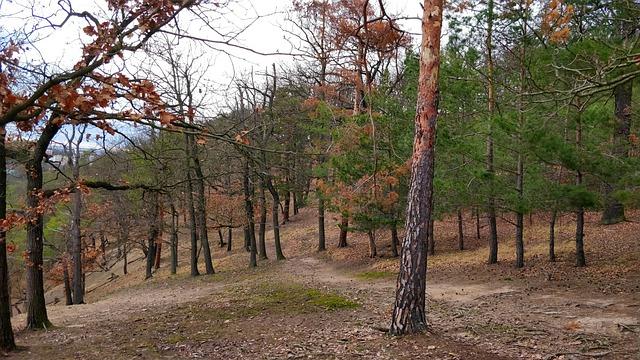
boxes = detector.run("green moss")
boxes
[355,271,395,280]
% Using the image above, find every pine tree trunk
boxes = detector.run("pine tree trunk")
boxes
[368,230,377,258]
[475,208,481,239]
[0,129,16,349]
[390,0,442,334]
[457,209,464,251]
[601,80,631,224]
[338,215,348,248]
[515,154,525,268]
[318,193,326,252]
[486,0,499,265]
[427,218,435,256]
[575,108,586,267]
[549,210,556,262]
[390,222,399,257]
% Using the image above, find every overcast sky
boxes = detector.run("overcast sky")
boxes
[2,0,427,149]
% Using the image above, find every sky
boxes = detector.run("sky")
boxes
[1,0,427,148]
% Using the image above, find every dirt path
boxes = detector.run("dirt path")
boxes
[9,208,640,359]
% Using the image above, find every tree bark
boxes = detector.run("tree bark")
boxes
[185,134,200,277]
[368,230,377,258]
[601,80,631,224]
[258,178,268,259]
[390,0,442,335]
[227,227,232,252]
[244,162,257,267]
[549,210,556,262]
[265,176,285,260]
[62,261,73,306]
[486,0,499,265]
[457,209,464,251]
[318,192,326,251]
[475,208,481,239]
[390,221,399,257]
[191,136,214,274]
[25,122,59,330]
[575,108,586,267]
[170,203,178,275]
[0,128,16,350]
[337,215,348,248]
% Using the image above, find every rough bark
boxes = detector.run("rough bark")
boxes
[317,191,326,252]
[390,0,442,335]
[258,178,268,259]
[25,122,59,330]
[337,215,348,248]
[457,209,464,251]
[245,162,257,267]
[549,210,556,262]
[601,80,631,224]
[0,128,16,350]
[486,0,499,265]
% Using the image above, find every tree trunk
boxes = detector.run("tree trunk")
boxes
[227,227,232,252]
[427,218,435,256]
[70,187,83,304]
[549,210,556,262]
[25,151,52,329]
[368,230,377,258]
[601,80,631,224]
[318,192,326,252]
[265,177,285,260]
[390,222,399,257]
[0,129,15,350]
[258,178,268,259]
[191,137,214,275]
[390,0,442,335]
[515,154,525,268]
[170,203,178,275]
[244,162,257,267]
[475,208,481,239]
[575,108,586,267]
[62,261,73,306]
[123,241,128,275]
[337,215,348,248]
[185,135,200,277]
[486,0,499,265]
[283,189,291,224]
[154,240,162,270]
[457,209,464,251]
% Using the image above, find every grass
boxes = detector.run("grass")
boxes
[354,270,395,280]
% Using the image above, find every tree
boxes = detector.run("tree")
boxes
[390,0,443,335]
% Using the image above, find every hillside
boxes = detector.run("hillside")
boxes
[7,207,640,359]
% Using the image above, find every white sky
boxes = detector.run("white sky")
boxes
[1,0,427,148]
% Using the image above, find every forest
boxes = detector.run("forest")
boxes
[0,0,638,359]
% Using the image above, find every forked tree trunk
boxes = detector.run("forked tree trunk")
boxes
[390,0,442,335]
[0,129,16,350]
[266,177,286,260]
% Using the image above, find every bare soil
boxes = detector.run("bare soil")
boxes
[7,208,640,359]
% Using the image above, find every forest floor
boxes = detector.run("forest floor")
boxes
[7,208,640,359]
